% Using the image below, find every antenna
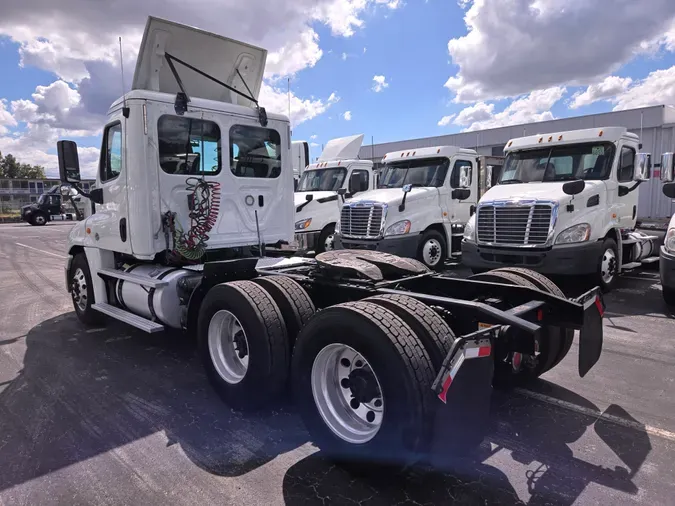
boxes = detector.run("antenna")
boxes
[287,77,292,132]
[119,37,129,118]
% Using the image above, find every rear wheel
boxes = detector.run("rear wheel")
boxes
[198,281,290,410]
[69,253,103,326]
[292,301,436,466]
[664,287,675,307]
[417,230,446,271]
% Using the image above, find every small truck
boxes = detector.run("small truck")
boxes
[56,16,605,468]
[21,185,83,225]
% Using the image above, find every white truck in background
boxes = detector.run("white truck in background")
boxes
[658,154,675,305]
[294,134,375,253]
[292,140,309,189]
[335,147,503,270]
[462,127,658,292]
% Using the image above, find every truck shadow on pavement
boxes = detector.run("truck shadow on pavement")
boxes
[0,313,306,493]
[0,314,653,505]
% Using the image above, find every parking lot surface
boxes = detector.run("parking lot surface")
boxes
[1,222,675,505]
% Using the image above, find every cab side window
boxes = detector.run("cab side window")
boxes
[230,125,281,178]
[349,169,370,194]
[100,123,123,182]
[617,146,635,183]
[450,160,472,188]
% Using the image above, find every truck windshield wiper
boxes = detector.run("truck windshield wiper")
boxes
[499,179,523,185]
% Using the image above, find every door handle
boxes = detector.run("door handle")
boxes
[258,195,264,207]
[119,218,127,242]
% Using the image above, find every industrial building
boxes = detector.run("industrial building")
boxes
[358,105,675,220]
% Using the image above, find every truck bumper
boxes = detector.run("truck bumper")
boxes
[336,234,420,258]
[295,231,322,251]
[660,246,675,290]
[461,240,603,275]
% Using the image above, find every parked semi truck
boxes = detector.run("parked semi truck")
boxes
[335,148,502,270]
[294,134,375,253]
[659,153,675,305]
[57,16,605,467]
[462,127,657,292]
[21,185,83,225]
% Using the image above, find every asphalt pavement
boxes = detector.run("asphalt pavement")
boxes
[1,222,675,505]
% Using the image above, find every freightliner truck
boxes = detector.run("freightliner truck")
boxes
[462,127,658,292]
[57,16,606,468]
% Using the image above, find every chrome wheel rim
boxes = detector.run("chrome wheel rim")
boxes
[311,344,384,444]
[71,267,88,311]
[35,215,45,225]
[324,233,335,251]
[600,247,617,284]
[208,310,249,384]
[422,239,442,267]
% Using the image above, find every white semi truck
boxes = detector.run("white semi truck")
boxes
[462,127,658,292]
[659,154,675,305]
[335,147,502,270]
[294,134,375,253]
[57,16,607,468]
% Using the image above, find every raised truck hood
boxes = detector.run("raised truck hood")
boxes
[348,187,439,207]
[318,134,364,161]
[481,181,604,204]
[133,16,266,107]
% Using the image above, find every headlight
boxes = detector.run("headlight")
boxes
[665,228,675,253]
[335,220,341,234]
[463,215,476,242]
[295,218,312,230]
[555,223,591,244]
[384,220,411,237]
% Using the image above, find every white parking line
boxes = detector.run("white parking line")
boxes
[15,243,67,259]
[514,388,675,443]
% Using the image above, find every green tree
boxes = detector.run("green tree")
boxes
[0,151,46,179]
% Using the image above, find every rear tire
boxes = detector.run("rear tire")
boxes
[365,294,455,371]
[69,253,104,326]
[253,275,316,346]
[664,287,675,307]
[292,301,436,467]
[417,230,447,271]
[198,281,290,410]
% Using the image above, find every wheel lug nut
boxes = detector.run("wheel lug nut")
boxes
[350,398,360,409]
[374,399,382,407]
[366,411,375,423]
[355,360,363,368]
[340,358,351,368]
[340,378,350,388]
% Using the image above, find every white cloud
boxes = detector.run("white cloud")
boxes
[372,75,389,92]
[437,114,456,127]
[259,83,340,126]
[363,47,367,53]
[612,66,675,111]
[445,0,675,102]
[453,86,566,131]
[265,29,323,77]
[310,142,320,147]
[0,100,18,135]
[341,52,348,61]
[569,76,633,109]
[310,134,318,139]
[343,110,352,121]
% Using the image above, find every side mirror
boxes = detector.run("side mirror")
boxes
[337,188,347,196]
[305,194,314,202]
[664,183,675,199]
[562,179,585,196]
[459,165,471,188]
[89,188,104,205]
[661,152,674,182]
[57,140,81,184]
[634,153,651,181]
[452,188,471,200]
[485,165,494,190]
[402,184,413,194]
[59,184,74,197]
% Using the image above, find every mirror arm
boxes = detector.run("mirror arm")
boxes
[399,193,408,213]
[618,181,641,197]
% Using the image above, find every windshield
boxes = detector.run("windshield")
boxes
[297,168,347,192]
[500,142,615,184]
[378,157,449,188]
[37,195,47,205]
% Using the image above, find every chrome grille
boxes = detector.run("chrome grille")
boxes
[340,204,385,239]
[477,204,553,245]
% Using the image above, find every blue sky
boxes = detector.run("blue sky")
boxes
[1,0,675,176]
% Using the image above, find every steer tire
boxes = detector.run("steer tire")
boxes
[254,275,316,347]
[292,301,436,468]
[198,281,290,410]
[492,267,575,371]
[469,270,563,387]
[417,230,447,271]
[69,253,104,326]
[366,294,455,371]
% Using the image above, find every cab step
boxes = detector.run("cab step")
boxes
[92,303,164,333]
[641,256,660,264]
[622,262,642,270]
[97,268,169,288]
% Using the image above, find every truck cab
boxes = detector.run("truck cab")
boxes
[335,146,485,270]
[294,134,374,253]
[21,186,82,225]
[462,127,653,291]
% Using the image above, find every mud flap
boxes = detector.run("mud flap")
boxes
[428,335,494,466]
[577,288,605,377]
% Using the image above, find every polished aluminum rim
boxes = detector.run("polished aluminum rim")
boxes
[324,233,335,251]
[71,267,88,311]
[601,247,617,284]
[422,238,442,266]
[208,310,249,384]
[311,344,384,444]
[35,215,46,225]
